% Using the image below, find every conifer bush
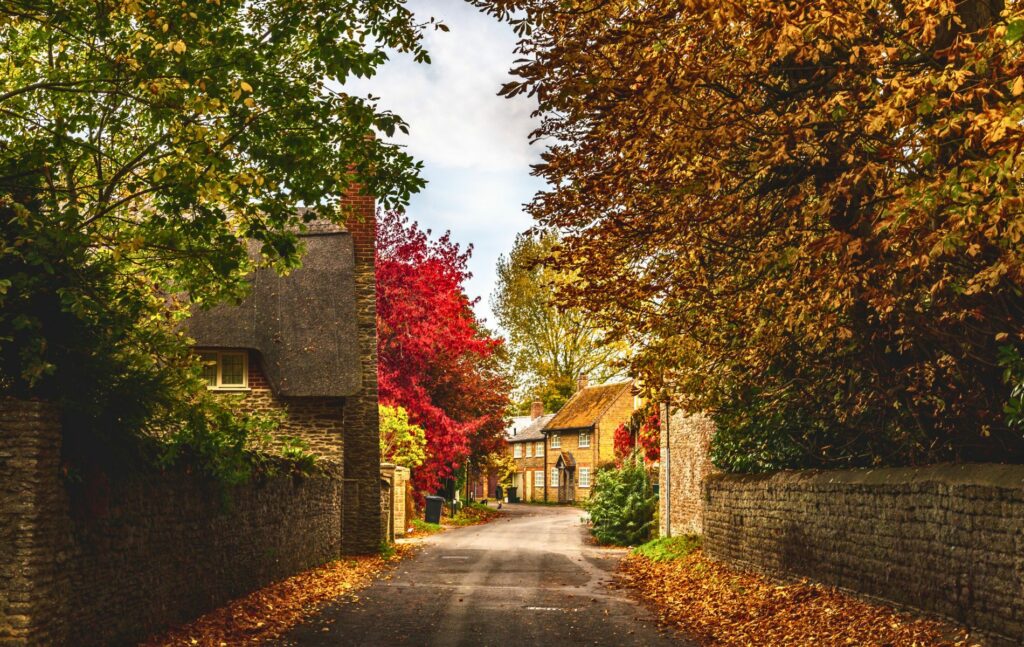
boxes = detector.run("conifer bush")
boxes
[586,451,657,546]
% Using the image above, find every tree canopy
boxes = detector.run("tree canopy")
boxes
[377,211,511,495]
[476,0,1024,469]
[492,230,626,412]
[0,0,427,470]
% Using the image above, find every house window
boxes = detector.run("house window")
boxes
[513,444,522,459]
[579,467,591,488]
[551,467,560,486]
[536,441,543,456]
[579,431,590,448]
[526,443,533,458]
[550,434,560,449]
[199,351,248,389]
[534,470,544,488]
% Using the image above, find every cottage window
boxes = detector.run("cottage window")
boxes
[534,470,544,488]
[550,434,560,449]
[536,441,543,456]
[579,431,590,448]
[199,351,248,390]
[579,467,591,488]
[513,444,522,459]
[525,443,533,458]
[551,467,560,486]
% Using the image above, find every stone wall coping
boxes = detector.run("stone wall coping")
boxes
[707,462,1024,489]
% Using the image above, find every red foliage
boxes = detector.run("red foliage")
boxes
[613,422,634,461]
[638,412,660,463]
[376,212,510,495]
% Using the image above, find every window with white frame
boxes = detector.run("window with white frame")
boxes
[551,467,560,486]
[550,434,560,449]
[513,444,522,458]
[199,351,248,389]
[579,430,590,448]
[578,467,591,488]
[525,443,533,458]
[536,441,543,456]
[534,470,544,488]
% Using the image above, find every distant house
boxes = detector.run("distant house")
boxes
[185,191,382,554]
[543,377,636,503]
[507,401,554,502]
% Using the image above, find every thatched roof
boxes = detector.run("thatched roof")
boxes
[544,381,632,432]
[185,228,361,398]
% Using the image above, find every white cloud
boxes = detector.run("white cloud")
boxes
[345,0,547,327]
[345,0,541,172]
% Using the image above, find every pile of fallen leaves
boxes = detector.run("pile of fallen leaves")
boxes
[619,548,977,646]
[444,502,501,527]
[142,544,414,646]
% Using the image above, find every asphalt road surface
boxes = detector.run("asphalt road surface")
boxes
[277,503,692,647]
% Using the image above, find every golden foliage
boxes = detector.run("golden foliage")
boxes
[475,0,1024,466]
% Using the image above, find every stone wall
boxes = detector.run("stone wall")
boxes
[659,407,715,536]
[703,465,1024,645]
[236,353,346,461]
[0,399,344,647]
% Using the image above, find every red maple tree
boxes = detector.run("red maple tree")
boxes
[376,211,510,495]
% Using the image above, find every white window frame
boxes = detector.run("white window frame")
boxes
[536,441,544,456]
[550,434,560,449]
[534,470,544,488]
[513,444,522,459]
[579,467,591,488]
[525,443,533,458]
[579,430,591,448]
[199,350,249,390]
[551,467,560,486]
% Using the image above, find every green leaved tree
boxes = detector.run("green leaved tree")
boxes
[379,404,427,469]
[0,0,428,473]
[492,230,627,412]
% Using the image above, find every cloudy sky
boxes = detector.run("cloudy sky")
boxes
[345,0,545,328]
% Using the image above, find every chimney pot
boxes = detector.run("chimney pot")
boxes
[577,373,589,392]
[530,400,544,420]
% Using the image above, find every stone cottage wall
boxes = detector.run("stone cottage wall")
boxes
[0,399,343,647]
[659,407,715,536]
[703,465,1024,645]
[235,354,346,461]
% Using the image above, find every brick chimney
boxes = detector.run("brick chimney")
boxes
[577,373,589,392]
[530,400,544,420]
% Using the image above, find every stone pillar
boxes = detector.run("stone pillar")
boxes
[0,399,68,646]
[341,187,382,554]
[660,405,716,537]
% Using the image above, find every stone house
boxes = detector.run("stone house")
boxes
[507,401,554,502]
[186,191,381,554]
[543,377,636,503]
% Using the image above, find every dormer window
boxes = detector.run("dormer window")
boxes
[199,351,248,390]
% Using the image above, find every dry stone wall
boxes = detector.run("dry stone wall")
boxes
[0,398,343,647]
[703,465,1024,645]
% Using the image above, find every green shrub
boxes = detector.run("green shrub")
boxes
[632,535,702,562]
[586,451,657,546]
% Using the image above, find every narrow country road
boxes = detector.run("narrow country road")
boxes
[277,504,691,647]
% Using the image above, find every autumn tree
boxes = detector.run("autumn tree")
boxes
[0,0,427,470]
[492,230,627,412]
[379,404,427,469]
[377,211,511,495]
[476,0,1024,468]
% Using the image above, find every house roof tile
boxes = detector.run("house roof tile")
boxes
[544,381,633,432]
